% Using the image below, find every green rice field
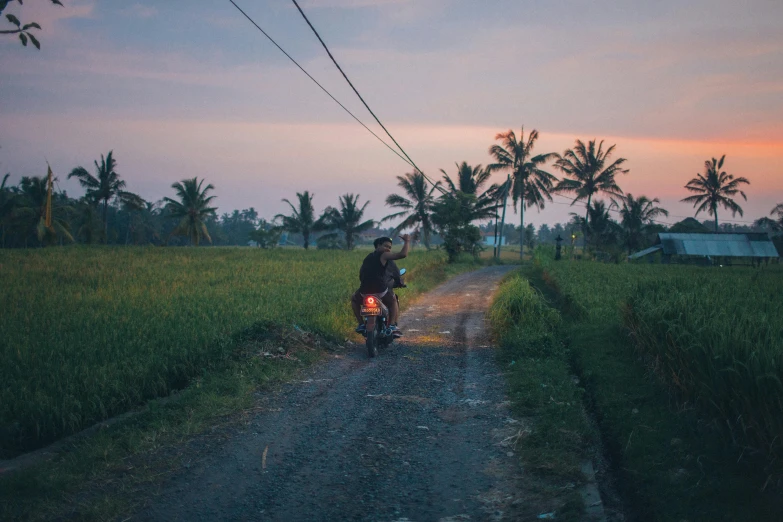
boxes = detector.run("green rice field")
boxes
[0,246,451,457]
[534,250,783,472]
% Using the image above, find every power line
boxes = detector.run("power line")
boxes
[227,0,415,170]
[548,192,675,227]
[548,192,766,228]
[289,0,447,195]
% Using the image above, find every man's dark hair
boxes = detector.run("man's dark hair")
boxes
[373,236,393,248]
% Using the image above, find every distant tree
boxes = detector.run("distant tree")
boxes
[612,193,669,254]
[1,0,63,50]
[554,139,628,244]
[754,203,783,233]
[681,155,750,233]
[319,194,374,250]
[502,223,519,245]
[316,234,345,250]
[163,177,217,246]
[219,208,259,245]
[431,191,484,262]
[16,175,73,246]
[440,161,498,221]
[249,219,281,248]
[120,193,148,245]
[551,223,565,243]
[382,171,439,249]
[0,173,17,247]
[130,200,163,245]
[537,223,551,244]
[68,151,142,242]
[72,198,101,244]
[669,217,710,234]
[275,191,321,250]
[570,200,620,251]
[488,127,558,256]
[524,223,536,250]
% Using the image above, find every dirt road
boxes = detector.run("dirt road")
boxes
[138,265,528,521]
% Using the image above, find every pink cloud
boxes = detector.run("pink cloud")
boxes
[119,4,158,19]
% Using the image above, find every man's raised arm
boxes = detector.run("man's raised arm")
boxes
[382,234,411,262]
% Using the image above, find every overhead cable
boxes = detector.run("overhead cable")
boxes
[289,0,447,194]
[548,192,761,228]
[227,0,415,169]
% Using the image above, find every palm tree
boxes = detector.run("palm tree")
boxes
[488,127,559,256]
[133,200,164,245]
[275,191,321,250]
[612,193,669,254]
[0,173,16,248]
[570,200,620,250]
[439,162,498,221]
[754,203,783,233]
[681,155,750,233]
[67,151,141,241]
[381,171,439,249]
[16,175,74,246]
[163,177,217,246]
[554,139,629,244]
[121,193,148,245]
[319,194,374,250]
[73,198,102,244]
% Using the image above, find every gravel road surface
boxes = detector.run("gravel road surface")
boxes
[137,265,533,521]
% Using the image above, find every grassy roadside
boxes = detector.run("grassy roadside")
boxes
[0,252,479,522]
[487,269,595,521]
[526,262,783,522]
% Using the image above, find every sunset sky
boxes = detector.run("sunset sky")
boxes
[1,0,782,230]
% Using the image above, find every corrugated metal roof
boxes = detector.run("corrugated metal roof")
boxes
[628,245,662,260]
[656,233,779,258]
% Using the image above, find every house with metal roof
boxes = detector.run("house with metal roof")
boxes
[629,233,780,263]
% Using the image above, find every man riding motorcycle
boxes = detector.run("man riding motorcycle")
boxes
[351,234,410,336]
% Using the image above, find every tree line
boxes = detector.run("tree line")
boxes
[2,127,781,257]
[378,127,780,260]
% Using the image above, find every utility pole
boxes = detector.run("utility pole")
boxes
[496,175,511,260]
[492,199,500,259]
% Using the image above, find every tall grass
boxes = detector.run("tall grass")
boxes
[625,274,783,469]
[534,249,783,474]
[0,246,447,456]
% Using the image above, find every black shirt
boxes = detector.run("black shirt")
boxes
[359,250,388,294]
[386,259,401,290]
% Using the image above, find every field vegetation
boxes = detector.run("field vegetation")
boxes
[529,247,783,520]
[0,246,457,458]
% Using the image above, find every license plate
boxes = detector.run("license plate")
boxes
[361,306,381,316]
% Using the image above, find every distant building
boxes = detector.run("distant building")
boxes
[629,233,780,264]
[482,231,506,246]
[358,228,389,244]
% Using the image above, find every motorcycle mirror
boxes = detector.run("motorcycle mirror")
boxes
[399,268,406,275]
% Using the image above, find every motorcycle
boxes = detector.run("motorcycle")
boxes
[359,268,406,358]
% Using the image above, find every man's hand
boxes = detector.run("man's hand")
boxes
[383,233,411,262]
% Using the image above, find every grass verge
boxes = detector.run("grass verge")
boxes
[0,251,478,522]
[487,269,595,521]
